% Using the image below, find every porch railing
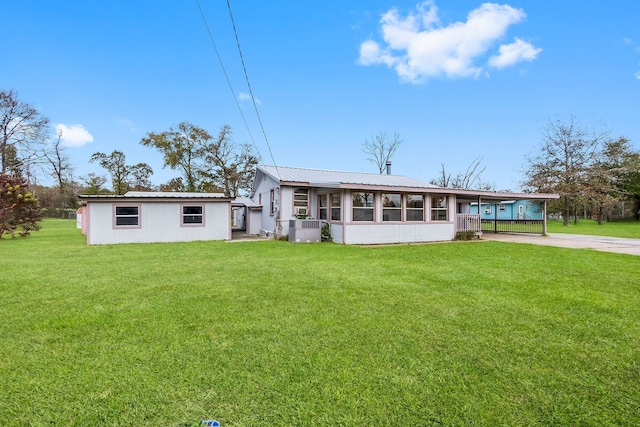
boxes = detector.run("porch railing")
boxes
[481,219,544,235]
[456,214,481,233]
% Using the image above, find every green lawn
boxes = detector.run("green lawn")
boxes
[548,218,640,238]
[1,220,639,426]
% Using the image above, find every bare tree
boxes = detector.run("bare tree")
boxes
[362,131,403,174]
[524,116,609,226]
[41,130,74,216]
[0,90,50,175]
[431,157,493,190]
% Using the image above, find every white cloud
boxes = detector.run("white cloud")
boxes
[357,1,540,83]
[119,118,137,133]
[636,70,640,80]
[55,124,94,147]
[489,38,542,68]
[239,92,261,105]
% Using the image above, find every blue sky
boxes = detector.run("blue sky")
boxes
[2,0,639,191]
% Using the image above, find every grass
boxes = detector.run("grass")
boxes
[547,218,640,238]
[1,219,639,426]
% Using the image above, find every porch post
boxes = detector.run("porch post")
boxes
[542,200,548,235]
[477,195,482,235]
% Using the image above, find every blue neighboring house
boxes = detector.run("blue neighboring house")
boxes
[470,200,544,220]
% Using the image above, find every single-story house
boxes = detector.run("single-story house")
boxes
[77,166,559,246]
[469,200,544,220]
[249,165,559,245]
[78,191,231,245]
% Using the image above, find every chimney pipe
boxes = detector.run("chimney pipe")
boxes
[385,161,392,175]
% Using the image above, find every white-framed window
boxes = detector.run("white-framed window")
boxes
[382,193,401,221]
[406,195,424,221]
[330,193,341,221]
[499,204,506,212]
[352,192,374,221]
[526,203,531,211]
[114,205,140,228]
[484,205,491,214]
[182,204,204,226]
[430,196,448,221]
[318,194,328,220]
[293,188,308,215]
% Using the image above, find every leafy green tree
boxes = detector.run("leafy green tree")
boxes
[140,122,209,192]
[90,150,153,195]
[199,125,259,197]
[141,122,259,197]
[159,177,186,192]
[0,173,41,238]
[1,89,50,175]
[80,173,108,195]
[599,137,640,219]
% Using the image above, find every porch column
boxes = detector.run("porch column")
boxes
[542,200,548,235]
[477,195,482,234]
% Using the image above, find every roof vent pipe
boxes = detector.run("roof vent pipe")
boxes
[386,161,392,175]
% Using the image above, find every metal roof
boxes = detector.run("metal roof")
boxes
[79,191,229,201]
[124,191,226,198]
[258,165,438,189]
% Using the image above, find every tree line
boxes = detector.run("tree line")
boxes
[523,116,640,224]
[0,90,259,236]
[2,88,640,237]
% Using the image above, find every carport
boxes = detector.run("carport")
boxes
[455,190,560,235]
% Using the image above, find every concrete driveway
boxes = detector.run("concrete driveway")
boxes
[481,232,640,256]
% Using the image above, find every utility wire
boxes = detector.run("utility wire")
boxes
[224,0,281,180]
[194,0,261,163]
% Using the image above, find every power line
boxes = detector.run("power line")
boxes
[224,0,280,180]
[195,0,280,180]
[194,0,261,161]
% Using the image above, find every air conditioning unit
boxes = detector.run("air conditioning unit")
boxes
[294,207,307,216]
[288,219,321,243]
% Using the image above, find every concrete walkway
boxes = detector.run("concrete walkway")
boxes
[481,232,640,256]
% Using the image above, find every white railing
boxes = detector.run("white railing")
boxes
[456,214,481,232]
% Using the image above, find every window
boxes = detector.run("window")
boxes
[431,196,448,221]
[293,188,308,215]
[330,193,341,221]
[406,195,424,221]
[484,205,491,214]
[114,205,140,227]
[269,189,275,215]
[499,204,506,212]
[382,193,401,221]
[182,205,204,225]
[526,203,531,211]
[318,194,328,220]
[352,192,374,221]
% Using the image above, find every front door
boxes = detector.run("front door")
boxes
[518,204,524,219]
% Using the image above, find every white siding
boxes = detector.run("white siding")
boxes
[252,173,279,236]
[344,223,455,244]
[86,201,230,245]
[247,209,262,235]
